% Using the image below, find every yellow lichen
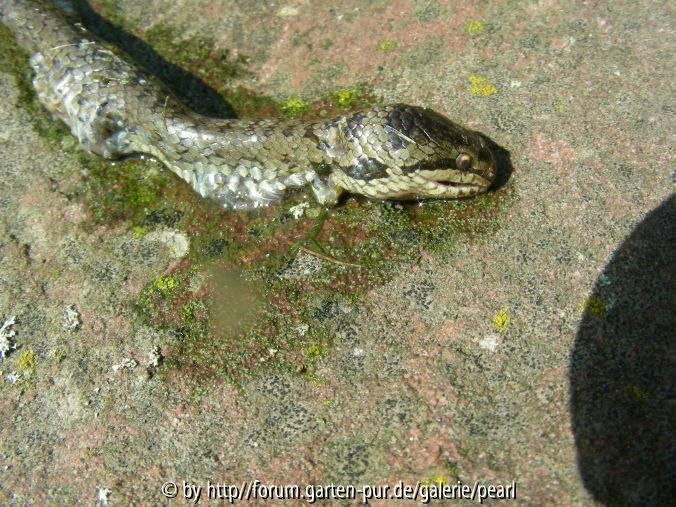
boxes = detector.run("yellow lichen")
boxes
[376,38,398,51]
[578,296,608,316]
[422,474,448,486]
[16,349,35,371]
[554,103,566,112]
[630,385,649,402]
[466,20,484,36]
[49,348,66,363]
[492,308,510,333]
[469,75,497,96]
[305,343,322,359]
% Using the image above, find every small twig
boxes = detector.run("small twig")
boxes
[49,41,95,51]
[297,245,364,268]
[306,208,327,242]
[285,207,362,268]
[162,96,169,133]
[418,124,441,146]
[384,125,417,145]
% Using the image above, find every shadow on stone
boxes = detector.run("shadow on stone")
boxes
[71,0,235,118]
[483,136,512,192]
[570,195,675,505]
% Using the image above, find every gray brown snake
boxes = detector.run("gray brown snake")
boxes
[1,0,497,210]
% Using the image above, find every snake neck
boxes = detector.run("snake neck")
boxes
[130,109,338,208]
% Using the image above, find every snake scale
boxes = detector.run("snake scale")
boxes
[1,0,496,210]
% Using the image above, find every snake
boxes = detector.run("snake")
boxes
[1,0,497,210]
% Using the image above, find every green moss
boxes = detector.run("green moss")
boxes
[221,86,280,118]
[0,24,73,149]
[281,96,310,117]
[137,269,212,387]
[155,274,179,294]
[159,265,341,387]
[84,0,133,29]
[376,39,399,51]
[132,225,147,238]
[136,270,206,331]
[79,157,172,227]
[138,273,184,317]
[225,82,375,120]
[332,85,362,108]
[143,24,250,86]
[144,25,211,66]
[181,299,206,324]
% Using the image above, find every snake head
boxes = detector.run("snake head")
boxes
[389,106,497,199]
[336,105,497,202]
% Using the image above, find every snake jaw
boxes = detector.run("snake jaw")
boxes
[417,168,493,187]
[412,168,494,198]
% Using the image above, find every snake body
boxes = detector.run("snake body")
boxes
[1,0,496,210]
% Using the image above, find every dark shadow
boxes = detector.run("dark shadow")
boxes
[70,0,235,118]
[482,136,512,192]
[570,195,675,505]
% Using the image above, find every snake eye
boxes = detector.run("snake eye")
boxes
[456,152,473,170]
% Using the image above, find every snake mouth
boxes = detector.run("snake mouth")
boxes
[417,169,493,193]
